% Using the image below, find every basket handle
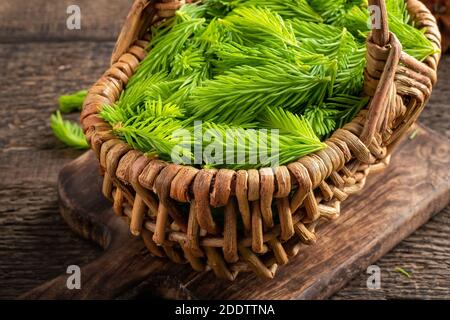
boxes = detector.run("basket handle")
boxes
[360,0,402,146]
[369,0,389,47]
[111,0,186,65]
[111,0,151,65]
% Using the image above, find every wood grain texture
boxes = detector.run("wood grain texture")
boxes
[19,126,450,299]
[0,42,109,299]
[333,206,450,299]
[0,0,449,299]
[0,0,131,43]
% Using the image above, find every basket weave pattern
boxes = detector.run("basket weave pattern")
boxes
[80,0,441,279]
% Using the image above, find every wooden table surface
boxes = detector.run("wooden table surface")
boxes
[0,0,449,299]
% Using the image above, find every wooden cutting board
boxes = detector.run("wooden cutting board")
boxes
[20,125,450,300]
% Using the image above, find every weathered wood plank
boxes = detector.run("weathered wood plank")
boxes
[0,0,131,42]
[0,41,113,150]
[333,206,450,299]
[0,42,112,299]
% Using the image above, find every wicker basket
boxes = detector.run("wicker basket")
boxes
[80,0,441,280]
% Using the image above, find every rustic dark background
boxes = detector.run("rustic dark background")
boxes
[0,0,449,299]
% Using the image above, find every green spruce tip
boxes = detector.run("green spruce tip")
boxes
[304,95,370,139]
[58,90,88,113]
[199,117,326,170]
[101,98,192,161]
[50,111,89,149]
[234,0,322,21]
[187,62,335,125]
[308,0,367,24]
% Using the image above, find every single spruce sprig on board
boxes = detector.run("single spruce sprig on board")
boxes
[58,90,87,113]
[51,90,89,149]
[50,111,89,150]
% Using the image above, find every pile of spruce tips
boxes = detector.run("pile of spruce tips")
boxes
[93,0,437,169]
